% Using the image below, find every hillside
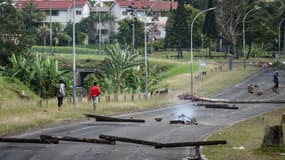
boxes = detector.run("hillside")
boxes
[0,76,38,102]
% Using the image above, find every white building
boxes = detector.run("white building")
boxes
[110,0,177,39]
[15,0,91,28]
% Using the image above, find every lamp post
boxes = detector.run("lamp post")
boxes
[278,18,285,57]
[127,6,135,54]
[190,7,216,95]
[49,0,53,55]
[132,20,135,54]
[218,0,223,52]
[99,5,102,54]
[242,6,260,69]
[94,0,101,54]
[72,0,76,107]
[144,2,160,100]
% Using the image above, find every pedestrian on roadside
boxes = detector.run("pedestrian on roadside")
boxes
[273,71,280,93]
[88,82,101,111]
[57,79,66,111]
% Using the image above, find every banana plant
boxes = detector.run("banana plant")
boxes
[6,54,69,97]
[102,43,143,94]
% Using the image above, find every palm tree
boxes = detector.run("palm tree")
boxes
[22,0,45,28]
[89,12,115,43]
[38,24,49,53]
[52,22,62,46]
[102,44,143,94]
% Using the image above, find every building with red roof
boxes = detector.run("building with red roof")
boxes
[110,0,177,39]
[15,0,91,26]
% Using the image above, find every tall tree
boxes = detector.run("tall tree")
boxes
[172,0,188,58]
[21,0,45,29]
[117,18,144,49]
[37,24,49,52]
[245,1,275,58]
[0,0,33,65]
[185,0,208,10]
[165,5,204,55]
[215,0,255,58]
[164,10,176,49]
[203,0,217,58]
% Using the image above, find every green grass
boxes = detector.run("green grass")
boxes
[203,106,285,160]
[31,46,99,55]
[0,53,260,137]
[0,77,38,101]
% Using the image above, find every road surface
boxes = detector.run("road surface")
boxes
[0,68,284,160]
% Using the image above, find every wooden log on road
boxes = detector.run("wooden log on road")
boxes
[0,137,59,144]
[170,120,185,124]
[157,140,227,148]
[99,134,162,147]
[169,120,198,125]
[197,103,239,110]
[182,95,285,104]
[84,114,145,123]
[40,135,115,145]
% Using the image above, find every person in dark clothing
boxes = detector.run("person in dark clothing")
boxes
[273,71,279,93]
[57,79,66,110]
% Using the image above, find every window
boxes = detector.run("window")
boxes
[76,10,82,15]
[122,10,127,15]
[51,10,59,16]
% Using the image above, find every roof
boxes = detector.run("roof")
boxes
[115,0,177,11]
[15,0,88,10]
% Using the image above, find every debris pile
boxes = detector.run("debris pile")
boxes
[247,84,263,96]
[155,117,162,122]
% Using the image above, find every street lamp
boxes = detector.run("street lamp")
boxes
[242,6,261,69]
[278,18,285,57]
[72,0,76,107]
[144,2,160,100]
[49,0,53,55]
[132,20,135,54]
[126,6,136,54]
[94,0,101,54]
[190,7,216,95]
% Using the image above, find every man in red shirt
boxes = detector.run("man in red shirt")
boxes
[88,82,101,111]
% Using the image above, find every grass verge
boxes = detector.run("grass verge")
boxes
[0,60,259,136]
[203,105,285,160]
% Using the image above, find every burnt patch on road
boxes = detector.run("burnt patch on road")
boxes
[170,114,198,125]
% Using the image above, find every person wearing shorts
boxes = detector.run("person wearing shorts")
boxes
[88,82,100,111]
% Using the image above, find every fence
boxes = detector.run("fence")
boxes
[36,92,168,107]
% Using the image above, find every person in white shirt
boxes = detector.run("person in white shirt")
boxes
[57,79,66,111]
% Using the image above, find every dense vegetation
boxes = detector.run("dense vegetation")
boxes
[1,0,285,99]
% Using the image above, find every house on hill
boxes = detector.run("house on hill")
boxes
[110,0,177,39]
[15,0,91,27]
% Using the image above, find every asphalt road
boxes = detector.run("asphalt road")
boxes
[0,68,284,160]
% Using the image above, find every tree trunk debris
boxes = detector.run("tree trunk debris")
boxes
[157,140,227,148]
[99,134,162,147]
[281,113,285,124]
[179,94,285,104]
[84,114,145,123]
[40,135,115,145]
[196,103,238,110]
[99,134,227,149]
[262,125,283,147]
[0,137,59,144]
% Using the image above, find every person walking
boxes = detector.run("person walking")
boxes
[57,79,66,111]
[88,82,101,111]
[273,71,280,93]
